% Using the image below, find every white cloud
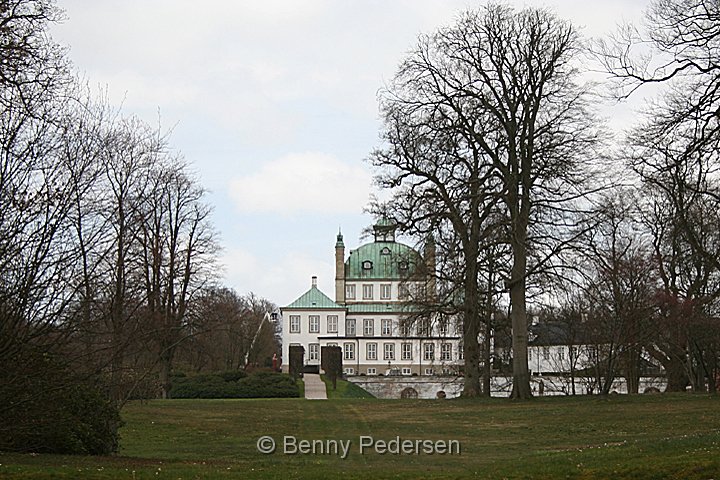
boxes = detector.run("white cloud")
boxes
[228,152,371,214]
[221,246,335,306]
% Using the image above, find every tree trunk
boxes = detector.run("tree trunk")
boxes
[623,347,641,394]
[509,237,532,399]
[648,347,689,392]
[462,298,482,397]
[570,349,576,395]
[482,313,492,397]
[159,347,175,399]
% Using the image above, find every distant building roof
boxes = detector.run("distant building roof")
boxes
[528,321,593,346]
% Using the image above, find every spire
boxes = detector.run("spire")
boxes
[335,227,344,247]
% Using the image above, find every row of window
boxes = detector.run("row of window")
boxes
[305,342,454,362]
[345,283,395,301]
[529,345,598,362]
[336,342,453,361]
[344,367,436,376]
[289,315,454,336]
[289,315,338,334]
[344,283,425,301]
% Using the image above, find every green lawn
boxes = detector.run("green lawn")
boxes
[320,375,375,398]
[1,394,719,479]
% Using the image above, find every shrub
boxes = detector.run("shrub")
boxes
[218,370,247,382]
[169,371,298,399]
[0,352,122,455]
[236,372,299,398]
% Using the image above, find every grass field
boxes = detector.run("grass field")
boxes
[0,393,719,479]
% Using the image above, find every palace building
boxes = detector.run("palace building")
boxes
[281,219,463,377]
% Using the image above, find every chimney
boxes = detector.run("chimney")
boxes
[312,276,317,288]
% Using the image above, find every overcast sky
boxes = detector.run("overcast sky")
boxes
[50,0,651,306]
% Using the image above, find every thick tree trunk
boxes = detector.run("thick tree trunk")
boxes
[509,237,532,399]
[159,347,175,399]
[462,299,482,397]
[622,348,641,394]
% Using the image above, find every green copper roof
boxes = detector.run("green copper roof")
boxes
[284,286,343,309]
[375,217,395,227]
[346,302,419,314]
[345,241,422,280]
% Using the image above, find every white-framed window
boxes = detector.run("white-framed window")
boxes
[401,367,412,375]
[381,319,393,336]
[424,368,434,375]
[309,315,320,333]
[439,320,448,336]
[327,315,338,333]
[418,318,431,337]
[401,343,412,360]
[367,367,377,375]
[344,343,355,360]
[570,346,578,360]
[384,343,395,360]
[558,347,565,361]
[344,367,355,375]
[398,283,409,300]
[542,346,550,361]
[424,343,434,361]
[400,321,411,337]
[362,260,373,270]
[309,343,319,361]
[380,284,391,300]
[441,343,452,361]
[363,318,374,336]
[529,348,533,361]
[289,315,300,333]
[363,284,373,300]
[587,345,597,359]
[458,341,464,360]
[366,342,377,360]
[345,284,356,300]
[346,318,356,336]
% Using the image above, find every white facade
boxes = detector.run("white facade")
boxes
[527,344,595,375]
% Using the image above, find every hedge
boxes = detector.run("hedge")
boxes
[170,371,298,399]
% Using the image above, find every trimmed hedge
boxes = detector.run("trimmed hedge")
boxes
[170,371,298,399]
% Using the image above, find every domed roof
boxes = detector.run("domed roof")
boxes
[345,240,422,280]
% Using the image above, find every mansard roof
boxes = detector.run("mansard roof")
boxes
[345,241,422,280]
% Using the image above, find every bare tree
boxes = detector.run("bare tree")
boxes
[0,0,125,453]
[581,195,657,394]
[597,0,720,393]
[178,289,278,374]
[139,161,218,398]
[371,3,602,398]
